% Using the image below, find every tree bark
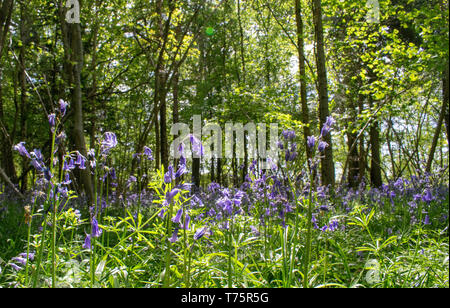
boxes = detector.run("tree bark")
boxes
[58,1,94,204]
[70,22,95,204]
[369,98,383,187]
[443,61,449,145]
[0,0,14,57]
[0,0,16,183]
[295,0,313,168]
[312,0,335,187]
[19,3,29,191]
[426,90,447,172]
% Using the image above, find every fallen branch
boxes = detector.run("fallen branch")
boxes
[0,165,25,199]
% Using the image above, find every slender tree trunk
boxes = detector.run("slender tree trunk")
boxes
[0,0,16,184]
[426,93,447,172]
[0,0,14,57]
[346,129,359,189]
[295,0,313,167]
[159,72,169,169]
[155,114,160,171]
[19,4,29,191]
[358,96,366,182]
[0,70,17,183]
[237,0,248,182]
[156,0,169,170]
[369,98,382,187]
[443,61,449,144]
[70,22,95,204]
[312,0,335,187]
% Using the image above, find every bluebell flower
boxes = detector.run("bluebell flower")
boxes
[62,172,72,185]
[164,165,174,183]
[194,227,207,240]
[282,130,296,140]
[59,99,69,117]
[31,159,45,172]
[13,142,31,158]
[175,164,187,178]
[48,114,56,127]
[325,116,336,128]
[318,141,328,152]
[101,132,118,154]
[172,208,183,224]
[83,234,92,249]
[143,146,153,160]
[12,257,27,266]
[307,136,316,149]
[179,155,186,168]
[422,189,433,204]
[31,149,44,162]
[9,263,22,271]
[91,217,102,238]
[183,214,191,230]
[19,252,35,261]
[189,134,204,157]
[169,228,179,243]
[166,188,180,204]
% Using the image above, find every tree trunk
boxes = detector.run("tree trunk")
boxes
[347,130,359,189]
[18,4,28,191]
[0,70,17,183]
[295,0,313,167]
[70,22,95,204]
[369,98,382,187]
[443,61,449,144]
[159,72,169,169]
[312,0,335,187]
[0,0,14,57]
[426,92,447,172]
[0,0,16,184]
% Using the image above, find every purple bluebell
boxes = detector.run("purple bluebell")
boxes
[31,159,45,172]
[166,188,180,204]
[169,228,179,243]
[13,142,31,158]
[183,214,191,230]
[31,149,44,162]
[83,234,92,249]
[143,146,153,160]
[62,172,72,185]
[101,132,118,154]
[318,141,328,152]
[175,164,187,178]
[307,136,316,149]
[12,257,27,266]
[422,189,433,204]
[194,227,207,240]
[172,208,183,224]
[48,114,56,127]
[91,217,102,238]
[59,99,69,116]
[325,116,336,128]
[9,263,22,271]
[164,165,174,183]
[189,134,204,157]
[19,252,35,261]
[282,130,296,140]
